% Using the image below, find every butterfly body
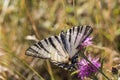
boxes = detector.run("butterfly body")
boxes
[26,25,93,71]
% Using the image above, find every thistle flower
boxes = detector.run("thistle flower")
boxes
[78,55,101,80]
[80,37,93,49]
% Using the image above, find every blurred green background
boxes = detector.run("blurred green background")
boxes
[0,0,120,80]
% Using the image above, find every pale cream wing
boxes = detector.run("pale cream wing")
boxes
[25,36,69,63]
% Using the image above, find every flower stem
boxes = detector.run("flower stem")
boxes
[82,54,110,80]
[91,75,98,80]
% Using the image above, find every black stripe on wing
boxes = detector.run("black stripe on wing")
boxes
[25,44,43,58]
[34,43,42,50]
[44,38,48,44]
[76,25,93,48]
[82,25,93,42]
[69,28,72,42]
[48,37,57,50]
[26,45,50,59]
[26,47,39,55]
[38,41,50,53]
[54,35,61,44]
[80,25,83,33]
[60,31,68,51]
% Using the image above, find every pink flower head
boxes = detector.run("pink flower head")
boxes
[78,55,101,80]
[79,37,93,49]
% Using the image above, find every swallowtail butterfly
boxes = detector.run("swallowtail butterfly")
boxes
[25,25,93,71]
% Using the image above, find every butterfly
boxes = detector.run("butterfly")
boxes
[25,25,93,71]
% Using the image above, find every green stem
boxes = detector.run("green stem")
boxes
[82,54,110,80]
[46,60,55,80]
[91,75,98,80]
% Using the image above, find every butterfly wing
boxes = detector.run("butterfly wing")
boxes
[64,25,93,58]
[26,36,69,63]
[53,25,93,71]
[25,25,93,71]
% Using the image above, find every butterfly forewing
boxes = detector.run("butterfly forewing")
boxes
[26,36,69,63]
[64,25,93,58]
